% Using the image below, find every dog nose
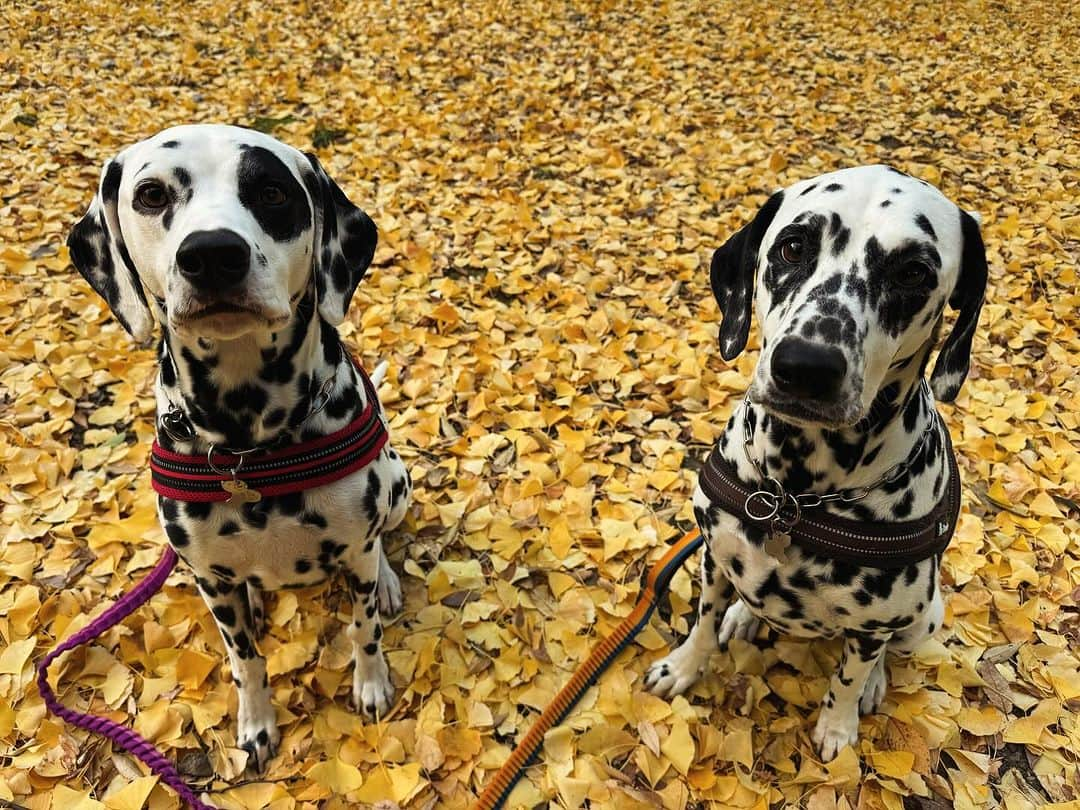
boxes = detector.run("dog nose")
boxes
[771,338,847,401]
[175,230,250,289]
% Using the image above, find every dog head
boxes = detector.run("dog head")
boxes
[67,124,377,342]
[710,165,987,427]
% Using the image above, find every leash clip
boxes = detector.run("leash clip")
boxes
[159,408,195,442]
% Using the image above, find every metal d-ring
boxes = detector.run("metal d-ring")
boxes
[206,445,247,478]
[745,489,781,522]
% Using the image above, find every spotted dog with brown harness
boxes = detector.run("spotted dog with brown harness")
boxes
[646,166,987,760]
[68,124,411,772]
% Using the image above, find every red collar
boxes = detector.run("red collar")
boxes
[150,364,388,503]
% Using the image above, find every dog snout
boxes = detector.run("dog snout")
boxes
[771,338,847,401]
[175,229,251,290]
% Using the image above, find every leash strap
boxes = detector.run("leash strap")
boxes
[473,528,703,810]
[36,547,219,810]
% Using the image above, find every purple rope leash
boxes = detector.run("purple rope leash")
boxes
[36,545,218,810]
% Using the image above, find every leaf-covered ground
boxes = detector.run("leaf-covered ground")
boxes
[2,1,1079,808]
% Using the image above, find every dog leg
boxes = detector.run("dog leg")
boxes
[344,554,395,718]
[716,598,761,650]
[812,634,888,761]
[245,582,267,640]
[645,540,733,697]
[197,580,278,771]
[376,547,403,617]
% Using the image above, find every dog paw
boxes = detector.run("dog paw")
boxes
[859,656,888,715]
[238,707,279,773]
[811,707,859,762]
[353,655,395,718]
[644,643,709,698]
[717,600,760,650]
[377,552,403,616]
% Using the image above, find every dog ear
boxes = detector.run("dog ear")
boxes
[303,153,378,326]
[709,190,784,361]
[67,159,154,342]
[930,210,988,402]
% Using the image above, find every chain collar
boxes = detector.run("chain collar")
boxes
[740,379,944,533]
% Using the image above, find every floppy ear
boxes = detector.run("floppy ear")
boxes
[303,153,378,325]
[67,159,154,342]
[709,190,784,361]
[930,210,987,401]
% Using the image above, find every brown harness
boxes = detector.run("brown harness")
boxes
[698,417,961,569]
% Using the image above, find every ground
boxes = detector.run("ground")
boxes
[1,1,1079,809]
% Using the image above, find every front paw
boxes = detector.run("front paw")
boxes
[716,599,760,650]
[645,643,709,698]
[238,708,280,772]
[811,705,860,762]
[353,655,395,718]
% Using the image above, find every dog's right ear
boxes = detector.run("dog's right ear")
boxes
[67,159,154,342]
[709,191,784,360]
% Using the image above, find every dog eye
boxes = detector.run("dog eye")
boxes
[134,182,169,210]
[260,184,286,205]
[893,262,929,288]
[779,238,803,264]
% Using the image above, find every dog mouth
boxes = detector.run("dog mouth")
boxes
[171,299,290,333]
[759,396,861,429]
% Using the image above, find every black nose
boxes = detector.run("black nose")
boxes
[175,229,250,289]
[771,338,848,401]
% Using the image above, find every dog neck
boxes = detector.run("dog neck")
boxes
[154,288,361,451]
[727,359,941,502]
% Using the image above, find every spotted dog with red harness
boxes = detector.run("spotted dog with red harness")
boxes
[68,124,411,772]
[645,166,987,760]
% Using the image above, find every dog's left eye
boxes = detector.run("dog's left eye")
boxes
[260,184,286,205]
[779,238,803,264]
[893,262,929,288]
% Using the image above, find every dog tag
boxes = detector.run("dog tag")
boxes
[222,478,262,504]
[764,531,791,563]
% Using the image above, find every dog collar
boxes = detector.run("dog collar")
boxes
[149,362,387,504]
[698,414,961,569]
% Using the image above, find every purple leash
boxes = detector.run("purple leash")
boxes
[36,545,218,810]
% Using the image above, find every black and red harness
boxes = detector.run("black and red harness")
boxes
[150,362,387,503]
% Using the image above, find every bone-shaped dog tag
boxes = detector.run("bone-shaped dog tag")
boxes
[222,479,262,504]
[764,531,791,563]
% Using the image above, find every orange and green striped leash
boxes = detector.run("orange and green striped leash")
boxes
[473,527,704,810]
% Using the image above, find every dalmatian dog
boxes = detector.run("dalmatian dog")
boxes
[645,166,987,760]
[67,124,411,771]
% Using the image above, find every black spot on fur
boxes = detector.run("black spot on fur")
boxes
[212,605,236,626]
[914,213,937,240]
[161,140,179,149]
[799,183,818,196]
[237,145,311,242]
[824,183,843,192]
[165,522,189,547]
[185,501,212,520]
[301,511,327,528]
[219,521,240,536]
